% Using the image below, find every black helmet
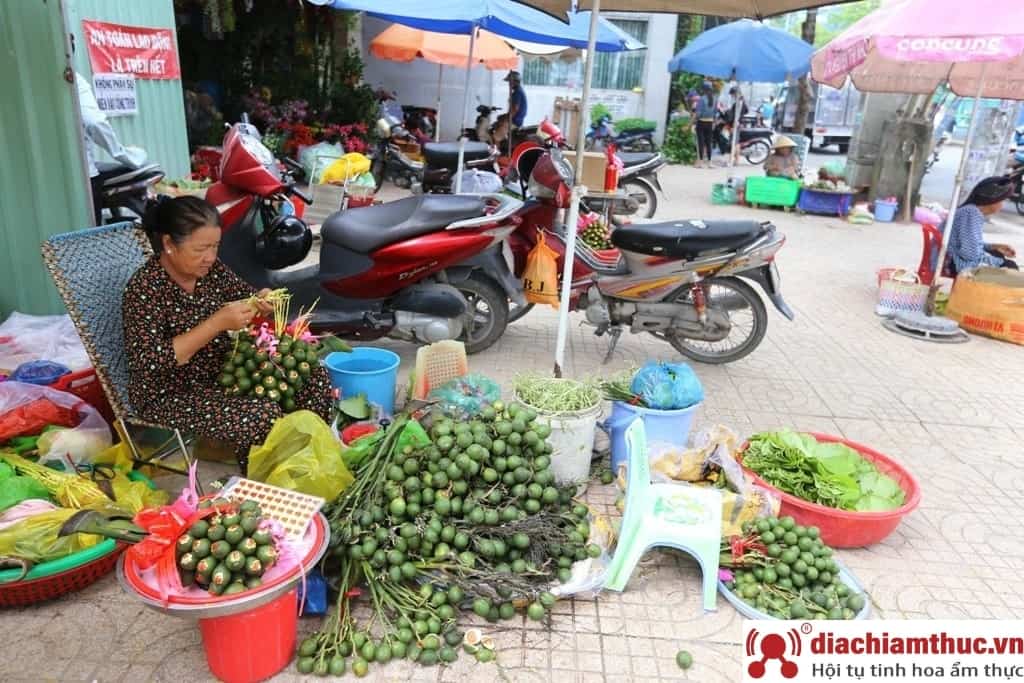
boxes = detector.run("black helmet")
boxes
[255,214,312,270]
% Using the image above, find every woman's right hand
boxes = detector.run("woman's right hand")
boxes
[215,300,257,332]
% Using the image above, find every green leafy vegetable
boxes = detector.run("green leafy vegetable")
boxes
[742,430,905,511]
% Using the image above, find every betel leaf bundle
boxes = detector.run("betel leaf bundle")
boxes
[742,430,906,512]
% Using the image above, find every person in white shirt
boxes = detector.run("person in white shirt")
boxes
[75,71,145,223]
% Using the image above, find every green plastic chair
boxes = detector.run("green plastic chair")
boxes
[603,418,722,611]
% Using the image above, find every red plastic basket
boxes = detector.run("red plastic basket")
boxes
[0,543,126,607]
[49,367,114,425]
[739,433,921,548]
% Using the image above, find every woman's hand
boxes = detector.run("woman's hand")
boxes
[215,300,257,332]
[992,244,1017,258]
[254,288,276,316]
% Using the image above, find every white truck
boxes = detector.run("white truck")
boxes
[774,81,861,153]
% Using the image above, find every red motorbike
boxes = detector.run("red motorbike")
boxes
[506,150,793,364]
[207,116,525,353]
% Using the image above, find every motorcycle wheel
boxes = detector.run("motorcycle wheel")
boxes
[744,140,771,165]
[454,273,509,354]
[508,302,535,324]
[371,153,385,191]
[655,277,768,365]
[616,179,658,220]
[1017,197,1024,217]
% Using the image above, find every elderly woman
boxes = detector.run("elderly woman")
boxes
[122,196,333,469]
[946,176,1018,275]
[764,136,800,180]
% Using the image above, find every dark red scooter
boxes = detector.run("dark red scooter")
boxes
[206,116,525,353]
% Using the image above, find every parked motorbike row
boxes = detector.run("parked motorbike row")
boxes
[200,112,793,364]
[99,98,793,365]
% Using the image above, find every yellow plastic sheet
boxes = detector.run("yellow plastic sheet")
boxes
[0,509,101,563]
[247,411,353,501]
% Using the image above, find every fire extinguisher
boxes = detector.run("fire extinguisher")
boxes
[603,143,622,193]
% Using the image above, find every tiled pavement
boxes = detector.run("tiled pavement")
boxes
[3,163,1023,682]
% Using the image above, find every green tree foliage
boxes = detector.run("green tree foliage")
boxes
[662,116,697,165]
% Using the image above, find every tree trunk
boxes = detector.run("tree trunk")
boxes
[792,9,817,135]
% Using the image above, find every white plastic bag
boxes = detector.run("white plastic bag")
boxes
[298,142,344,184]
[0,312,91,373]
[0,381,111,468]
[456,170,502,194]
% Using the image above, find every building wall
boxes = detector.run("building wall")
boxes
[0,0,92,316]
[65,0,191,179]
[361,13,678,143]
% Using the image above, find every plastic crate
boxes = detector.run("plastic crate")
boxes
[798,188,855,216]
[710,183,737,205]
[744,177,801,208]
[49,367,114,425]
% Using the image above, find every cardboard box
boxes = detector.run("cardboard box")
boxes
[945,267,1024,345]
[577,152,609,192]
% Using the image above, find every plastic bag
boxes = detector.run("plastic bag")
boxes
[320,153,372,184]
[0,500,59,532]
[0,508,102,563]
[630,362,704,410]
[106,474,169,514]
[298,142,344,184]
[0,476,50,513]
[9,360,70,386]
[247,410,354,500]
[428,374,501,419]
[522,233,560,307]
[456,169,502,194]
[0,312,91,372]
[0,383,111,467]
[649,425,779,536]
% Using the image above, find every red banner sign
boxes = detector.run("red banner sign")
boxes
[82,20,180,80]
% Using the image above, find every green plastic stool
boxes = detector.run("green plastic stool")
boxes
[603,418,722,611]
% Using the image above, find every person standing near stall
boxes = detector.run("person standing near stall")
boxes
[694,81,717,168]
[506,70,528,130]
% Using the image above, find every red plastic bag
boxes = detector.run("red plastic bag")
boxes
[0,397,79,441]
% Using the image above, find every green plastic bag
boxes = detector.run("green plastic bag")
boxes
[0,475,50,513]
[247,411,354,501]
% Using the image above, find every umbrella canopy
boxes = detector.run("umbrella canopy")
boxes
[370,24,518,69]
[669,18,813,82]
[811,0,1024,98]
[313,0,641,51]
[516,0,858,19]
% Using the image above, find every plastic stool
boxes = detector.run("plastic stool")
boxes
[603,418,722,611]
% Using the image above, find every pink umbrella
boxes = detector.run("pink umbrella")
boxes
[811,0,1024,303]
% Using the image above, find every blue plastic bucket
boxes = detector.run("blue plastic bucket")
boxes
[324,348,400,416]
[874,200,898,222]
[604,400,701,474]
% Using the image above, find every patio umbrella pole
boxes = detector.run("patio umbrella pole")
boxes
[928,66,987,314]
[730,77,742,167]
[454,26,478,194]
[436,64,443,142]
[553,0,601,377]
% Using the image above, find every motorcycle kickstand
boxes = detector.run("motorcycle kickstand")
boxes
[602,326,623,365]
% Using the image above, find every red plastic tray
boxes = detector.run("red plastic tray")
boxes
[739,433,921,548]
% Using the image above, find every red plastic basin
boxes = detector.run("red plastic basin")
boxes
[740,433,921,548]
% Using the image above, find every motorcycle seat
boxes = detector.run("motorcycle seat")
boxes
[322,194,486,254]
[96,163,162,186]
[737,128,773,143]
[617,152,659,168]
[611,219,764,259]
[423,142,492,169]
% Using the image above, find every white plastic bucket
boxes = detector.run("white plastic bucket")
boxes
[517,391,601,486]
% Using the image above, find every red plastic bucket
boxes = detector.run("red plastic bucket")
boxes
[198,588,298,683]
[739,433,921,548]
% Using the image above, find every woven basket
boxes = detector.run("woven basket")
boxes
[875,269,929,317]
[0,540,126,607]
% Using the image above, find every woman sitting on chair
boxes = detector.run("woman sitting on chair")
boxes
[764,136,800,180]
[122,196,332,470]
[946,176,1018,275]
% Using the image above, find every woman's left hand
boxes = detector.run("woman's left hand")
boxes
[254,288,276,315]
[993,244,1017,258]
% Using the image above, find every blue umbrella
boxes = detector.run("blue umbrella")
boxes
[668,19,813,82]
[314,0,642,52]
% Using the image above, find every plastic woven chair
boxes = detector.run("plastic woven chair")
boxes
[40,222,197,478]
